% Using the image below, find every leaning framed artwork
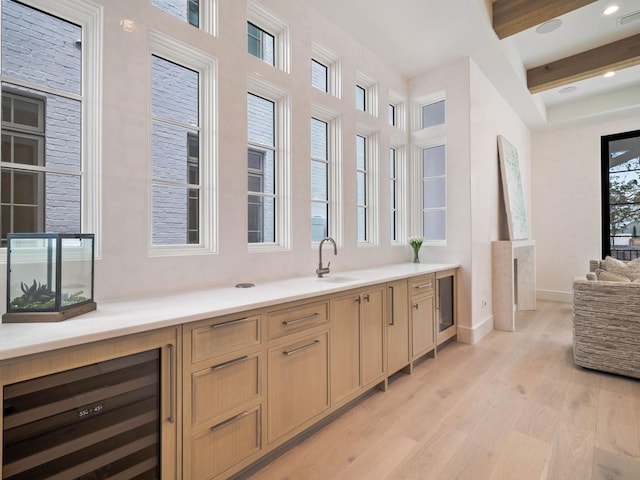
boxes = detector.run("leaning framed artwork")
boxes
[497,135,528,240]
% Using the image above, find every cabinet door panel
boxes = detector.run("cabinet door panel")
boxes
[411,294,435,357]
[361,288,385,385]
[267,331,329,443]
[330,294,361,403]
[387,280,409,375]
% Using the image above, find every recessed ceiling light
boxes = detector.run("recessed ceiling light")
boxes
[559,86,578,94]
[604,71,616,78]
[603,5,619,15]
[536,18,562,34]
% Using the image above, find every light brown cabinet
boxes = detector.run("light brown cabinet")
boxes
[331,286,386,405]
[387,279,410,375]
[361,288,385,385]
[409,274,436,360]
[183,311,264,480]
[0,267,457,480]
[267,330,330,443]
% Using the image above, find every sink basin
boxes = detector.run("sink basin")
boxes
[317,276,358,283]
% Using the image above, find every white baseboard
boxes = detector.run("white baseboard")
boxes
[457,314,494,345]
[537,289,573,304]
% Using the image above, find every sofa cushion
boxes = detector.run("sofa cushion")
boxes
[601,256,640,281]
[595,268,631,282]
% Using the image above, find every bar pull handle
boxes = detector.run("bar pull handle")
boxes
[283,339,320,356]
[211,410,250,432]
[212,316,251,329]
[282,313,319,326]
[212,355,249,371]
[363,294,370,302]
[415,282,432,289]
[389,286,395,326]
[167,343,176,424]
[413,303,419,310]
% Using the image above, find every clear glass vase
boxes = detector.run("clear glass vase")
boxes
[413,248,420,263]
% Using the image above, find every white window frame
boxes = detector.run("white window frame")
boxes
[0,0,103,261]
[247,21,274,66]
[247,76,291,252]
[148,30,217,256]
[389,142,407,245]
[414,138,447,246]
[247,0,290,74]
[356,125,379,246]
[150,0,217,35]
[311,42,341,98]
[311,59,328,93]
[355,71,378,118]
[311,104,342,246]
[414,91,446,133]
[389,91,407,131]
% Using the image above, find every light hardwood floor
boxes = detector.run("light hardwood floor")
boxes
[246,301,640,480]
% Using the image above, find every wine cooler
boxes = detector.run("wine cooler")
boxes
[2,349,161,480]
[436,269,457,345]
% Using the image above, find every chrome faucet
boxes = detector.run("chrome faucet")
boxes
[316,237,337,278]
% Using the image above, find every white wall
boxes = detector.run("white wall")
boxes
[10,0,409,303]
[469,59,531,341]
[409,58,473,341]
[406,58,531,344]
[532,115,640,302]
[0,0,540,341]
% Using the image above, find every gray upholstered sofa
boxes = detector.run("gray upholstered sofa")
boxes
[573,257,640,379]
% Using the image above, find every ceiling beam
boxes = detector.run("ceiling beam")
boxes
[527,34,640,93]
[492,0,597,39]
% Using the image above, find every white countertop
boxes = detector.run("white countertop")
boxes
[0,262,458,362]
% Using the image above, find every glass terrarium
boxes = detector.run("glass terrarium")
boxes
[3,233,96,323]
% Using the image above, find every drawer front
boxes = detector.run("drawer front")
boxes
[191,315,260,363]
[266,301,329,340]
[192,406,261,480]
[192,352,261,427]
[409,274,435,295]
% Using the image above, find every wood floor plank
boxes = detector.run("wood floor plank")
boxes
[487,430,550,480]
[592,447,640,480]
[513,376,569,442]
[385,425,468,479]
[433,387,529,480]
[595,389,640,458]
[334,429,417,480]
[544,382,599,480]
[245,302,640,480]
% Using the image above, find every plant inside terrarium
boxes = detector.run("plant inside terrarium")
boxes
[10,279,88,310]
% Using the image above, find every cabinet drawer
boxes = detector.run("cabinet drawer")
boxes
[192,406,261,480]
[266,300,329,340]
[192,352,261,427]
[409,274,435,295]
[191,315,260,363]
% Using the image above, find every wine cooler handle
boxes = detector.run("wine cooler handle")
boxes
[168,343,176,424]
[389,286,395,326]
